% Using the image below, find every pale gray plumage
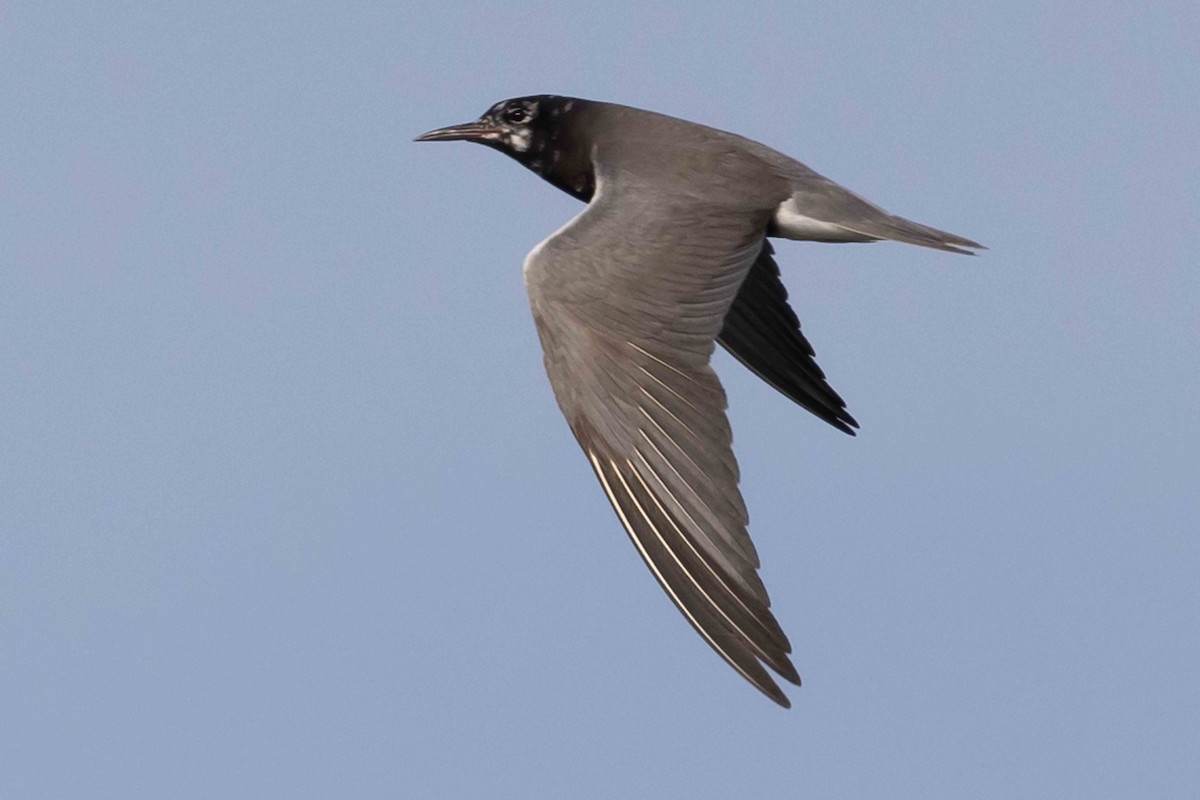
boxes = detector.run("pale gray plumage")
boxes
[416,95,983,707]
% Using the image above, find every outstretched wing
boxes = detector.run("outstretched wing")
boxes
[718,240,859,434]
[525,166,800,706]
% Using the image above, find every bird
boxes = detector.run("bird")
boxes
[416,95,983,707]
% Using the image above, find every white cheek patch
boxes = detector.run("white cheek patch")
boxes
[506,128,533,153]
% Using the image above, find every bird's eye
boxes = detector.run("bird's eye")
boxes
[504,106,531,124]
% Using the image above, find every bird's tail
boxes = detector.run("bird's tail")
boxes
[847,213,986,255]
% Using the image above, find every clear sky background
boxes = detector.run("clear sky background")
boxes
[3,2,1197,798]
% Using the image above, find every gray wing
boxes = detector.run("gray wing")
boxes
[525,169,800,706]
[718,240,859,435]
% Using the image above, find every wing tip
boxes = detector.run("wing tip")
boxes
[758,668,799,709]
[832,412,860,436]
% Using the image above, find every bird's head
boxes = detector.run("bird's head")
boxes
[416,95,596,200]
[417,95,561,151]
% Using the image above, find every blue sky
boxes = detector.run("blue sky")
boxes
[2,2,1197,798]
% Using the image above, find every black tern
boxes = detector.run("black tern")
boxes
[416,96,983,707]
